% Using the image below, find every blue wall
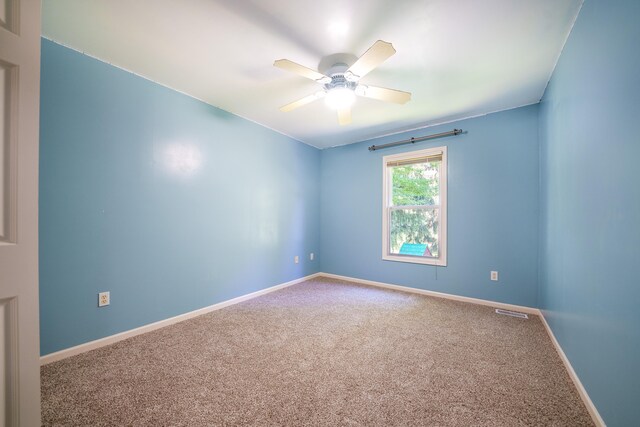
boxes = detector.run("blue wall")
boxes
[39,39,320,355]
[538,1,640,425]
[41,4,640,421]
[320,105,540,307]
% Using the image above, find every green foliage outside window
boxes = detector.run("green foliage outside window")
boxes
[390,162,440,256]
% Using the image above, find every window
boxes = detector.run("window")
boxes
[382,146,447,266]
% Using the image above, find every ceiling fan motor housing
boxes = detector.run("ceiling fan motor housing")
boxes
[325,74,358,92]
[323,63,359,93]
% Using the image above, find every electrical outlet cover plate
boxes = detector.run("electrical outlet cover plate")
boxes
[490,271,499,281]
[310,253,314,261]
[98,291,110,307]
[294,256,299,264]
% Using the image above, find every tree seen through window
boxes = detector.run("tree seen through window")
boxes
[389,161,440,257]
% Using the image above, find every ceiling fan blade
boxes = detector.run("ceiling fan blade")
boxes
[274,59,329,82]
[279,92,324,112]
[337,107,352,126]
[347,40,396,79]
[360,85,411,104]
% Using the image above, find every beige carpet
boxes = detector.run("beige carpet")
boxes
[41,277,594,426]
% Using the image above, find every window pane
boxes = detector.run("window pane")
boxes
[389,208,439,258]
[391,161,439,206]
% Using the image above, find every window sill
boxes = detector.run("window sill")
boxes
[382,254,447,266]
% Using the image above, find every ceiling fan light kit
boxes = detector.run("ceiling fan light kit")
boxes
[325,87,356,110]
[274,40,411,125]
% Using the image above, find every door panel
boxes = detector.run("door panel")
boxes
[0,0,42,425]
[0,60,16,244]
[0,0,17,34]
[0,297,18,426]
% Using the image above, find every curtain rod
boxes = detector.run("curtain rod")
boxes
[368,129,463,151]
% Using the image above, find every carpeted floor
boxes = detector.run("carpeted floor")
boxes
[41,277,594,426]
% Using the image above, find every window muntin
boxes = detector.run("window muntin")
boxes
[382,147,447,266]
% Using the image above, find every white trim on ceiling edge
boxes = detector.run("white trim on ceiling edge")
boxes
[41,37,543,152]
[39,271,605,426]
[40,37,319,150]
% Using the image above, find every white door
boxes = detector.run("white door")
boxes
[0,0,41,425]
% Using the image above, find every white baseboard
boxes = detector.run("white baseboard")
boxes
[40,270,604,426]
[318,272,604,426]
[538,311,606,426]
[40,272,322,365]
[318,272,539,314]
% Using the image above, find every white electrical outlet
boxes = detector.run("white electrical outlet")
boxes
[98,291,110,307]
[294,256,299,264]
[310,253,314,261]
[490,271,499,281]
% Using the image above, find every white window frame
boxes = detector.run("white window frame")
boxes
[382,146,447,266]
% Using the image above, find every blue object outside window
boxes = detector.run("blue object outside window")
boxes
[398,243,432,257]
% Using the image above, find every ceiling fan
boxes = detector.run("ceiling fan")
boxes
[274,40,411,125]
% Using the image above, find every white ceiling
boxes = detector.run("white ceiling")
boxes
[41,0,582,149]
